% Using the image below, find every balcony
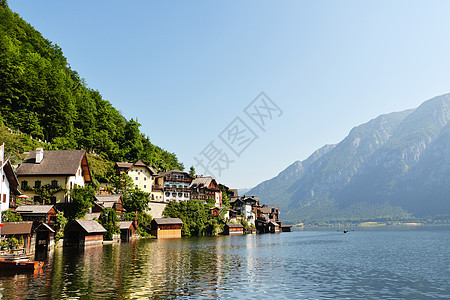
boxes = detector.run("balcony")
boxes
[164,177,191,183]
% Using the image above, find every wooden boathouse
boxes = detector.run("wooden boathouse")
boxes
[151,218,183,239]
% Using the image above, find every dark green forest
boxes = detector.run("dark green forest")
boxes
[0,2,183,174]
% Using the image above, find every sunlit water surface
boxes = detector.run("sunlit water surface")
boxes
[1,227,449,299]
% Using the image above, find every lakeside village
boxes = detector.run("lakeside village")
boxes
[0,146,291,261]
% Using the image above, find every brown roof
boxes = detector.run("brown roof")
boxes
[73,220,107,234]
[94,195,122,203]
[156,169,191,178]
[261,207,272,214]
[116,162,133,169]
[153,218,183,225]
[118,221,134,230]
[1,160,20,195]
[226,223,244,228]
[16,150,91,182]
[115,160,156,175]
[16,205,56,215]
[189,177,219,189]
[1,221,33,235]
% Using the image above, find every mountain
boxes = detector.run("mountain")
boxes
[0,2,183,176]
[250,94,450,223]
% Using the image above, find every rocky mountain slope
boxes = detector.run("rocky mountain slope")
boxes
[250,94,450,223]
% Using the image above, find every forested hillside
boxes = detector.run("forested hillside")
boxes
[0,2,183,173]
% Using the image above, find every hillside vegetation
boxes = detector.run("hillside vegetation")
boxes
[0,1,183,174]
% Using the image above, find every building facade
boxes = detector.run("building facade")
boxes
[115,160,156,194]
[154,170,193,203]
[16,149,91,208]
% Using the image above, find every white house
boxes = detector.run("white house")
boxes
[0,144,20,221]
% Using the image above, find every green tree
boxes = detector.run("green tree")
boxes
[164,200,222,236]
[23,184,66,204]
[99,208,119,240]
[66,186,96,219]
[189,166,196,177]
[1,209,22,222]
[54,211,67,241]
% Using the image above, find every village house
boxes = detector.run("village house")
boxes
[154,170,193,203]
[92,194,124,216]
[118,221,137,242]
[115,160,156,195]
[15,205,58,228]
[229,196,259,227]
[189,176,222,207]
[15,148,92,210]
[0,145,20,220]
[151,218,183,239]
[64,219,107,247]
[224,223,244,235]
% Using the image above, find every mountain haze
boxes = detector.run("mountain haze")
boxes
[250,94,450,223]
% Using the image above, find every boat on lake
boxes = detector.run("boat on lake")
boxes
[0,255,44,272]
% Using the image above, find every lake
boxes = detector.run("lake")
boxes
[1,226,449,299]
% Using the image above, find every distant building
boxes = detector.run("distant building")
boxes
[16,148,91,209]
[151,218,183,239]
[189,176,222,207]
[154,170,193,203]
[115,160,156,195]
[229,196,259,226]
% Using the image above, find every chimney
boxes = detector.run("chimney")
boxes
[35,148,44,164]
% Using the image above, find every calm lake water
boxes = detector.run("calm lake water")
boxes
[1,226,449,299]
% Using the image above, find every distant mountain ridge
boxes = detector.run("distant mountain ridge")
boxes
[250,94,450,223]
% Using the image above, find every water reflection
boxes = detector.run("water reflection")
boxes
[1,229,449,299]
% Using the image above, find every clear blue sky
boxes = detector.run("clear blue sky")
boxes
[9,0,450,189]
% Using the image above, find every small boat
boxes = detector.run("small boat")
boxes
[0,256,44,272]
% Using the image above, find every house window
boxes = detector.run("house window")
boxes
[135,177,138,180]
[2,194,6,203]
[50,196,57,205]
[144,177,147,181]
[144,185,147,189]
[34,180,41,188]
[172,192,177,197]
[165,192,170,196]
[184,193,189,197]
[51,180,58,189]
[21,181,28,189]
[178,192,182,197]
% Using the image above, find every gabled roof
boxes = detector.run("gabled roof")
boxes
[94,194,122,203]
[0,159,20,195]
[189,177,219,189]
[156,169,191,178]
[1,221,33,235]
[16,150,91,182]
[84,213,101,221]
[152,218,183,225]
[115,160,156,175]
[16,205,56,215]
[71,220,107,234]
[226,223,244,228]
[118,221,135,230]
[35,222,55,233]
